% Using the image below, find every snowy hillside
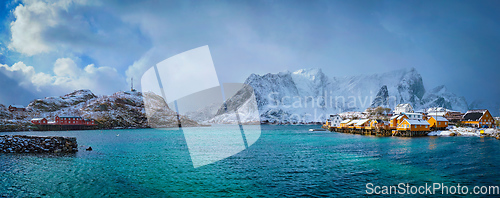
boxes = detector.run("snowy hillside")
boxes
[211,67,470,123]
[26,90,97,112]
[2,90,200,130]
[0,104,12,119]
[184,102,222,122]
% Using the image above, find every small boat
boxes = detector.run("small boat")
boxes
[309,128,326,132]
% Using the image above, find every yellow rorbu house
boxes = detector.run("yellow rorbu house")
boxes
[354,119,371,129]
[346,120,359,129]
[390,114,408,128]
[340,119,351,128]
[427,116,448,129]
[397,119,430,131]
[462,109,494,128]
[368,119,389,130]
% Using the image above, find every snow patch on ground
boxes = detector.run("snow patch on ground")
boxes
[428,126,500,137]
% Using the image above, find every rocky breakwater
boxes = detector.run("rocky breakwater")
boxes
[0,135,77,153]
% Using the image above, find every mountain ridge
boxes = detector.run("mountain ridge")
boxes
[214,67,471,123]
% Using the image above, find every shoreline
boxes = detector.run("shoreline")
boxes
[1,124,498,137]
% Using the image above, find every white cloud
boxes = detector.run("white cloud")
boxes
[8,0,149,70]
[0,58,127,96]
[0,62,53,89]
[8,0,78,55]
[54,57,79,77]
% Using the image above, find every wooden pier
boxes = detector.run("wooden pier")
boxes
[322,123,429,137]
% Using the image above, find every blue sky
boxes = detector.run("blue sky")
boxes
[0,0,499,114]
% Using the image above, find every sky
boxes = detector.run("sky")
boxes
[0,0,499,114]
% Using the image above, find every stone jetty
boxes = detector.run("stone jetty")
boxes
[0,135,77,153]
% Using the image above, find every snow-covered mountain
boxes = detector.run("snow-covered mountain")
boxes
[212,68,469,123]
[27,90,97,112]
[419,85,468,112]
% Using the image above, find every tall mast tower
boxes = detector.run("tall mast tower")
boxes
[131,78,136,92]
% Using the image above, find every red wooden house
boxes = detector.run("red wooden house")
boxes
[31,118,47,125]
[31,115,96,126]
[9,105,26,112]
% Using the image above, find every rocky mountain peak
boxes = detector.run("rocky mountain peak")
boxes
[370,85,389,107]
[62,89,97,101]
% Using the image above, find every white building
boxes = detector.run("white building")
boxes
[394,103,413,115]
[328,114,343,127]
[403,112,423,120]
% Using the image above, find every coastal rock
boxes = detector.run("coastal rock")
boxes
[0,135,77,153]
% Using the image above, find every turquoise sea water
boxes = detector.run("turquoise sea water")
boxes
[1,125,500,197]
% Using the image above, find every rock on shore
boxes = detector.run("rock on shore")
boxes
[0,135,77,153]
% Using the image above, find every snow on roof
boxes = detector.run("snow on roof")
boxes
[31,118,45,121]
[340,119,351,124]
[426,107,450,113]
[403,112,422,116]
[58,116,83,118]
[396,103,412,108]
[462,110,486,121]
[10,105,25,108]
[466,109,488,114]
[355,119,370,126]
[390,115,400,120]
[404,119,430,125]
[431,116,448,121]
[347,120,359,125]
[428,112,448,117]
[397,115,407,120]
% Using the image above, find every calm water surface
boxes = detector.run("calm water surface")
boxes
[1,125,499,197]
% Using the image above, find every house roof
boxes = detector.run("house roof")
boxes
[9,105,25,108]
[428,112,448,117]
[396,103,412,108]
[347,120,359,126]
[404,119,430,125]
[58,116,83,118]
[371,119,383,123]
[466,109,488,114]
[330,115,342,120]
[403,112,422,116]
[431,116,448,122]
[340,119,351,124]
[462,112,483,121]
[31,118,45,121]
[390,115,400,120]
[355,119,370,126]
[397,115,407,120]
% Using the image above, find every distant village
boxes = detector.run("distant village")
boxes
[324,104,500,137]
[6,104,97,131]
